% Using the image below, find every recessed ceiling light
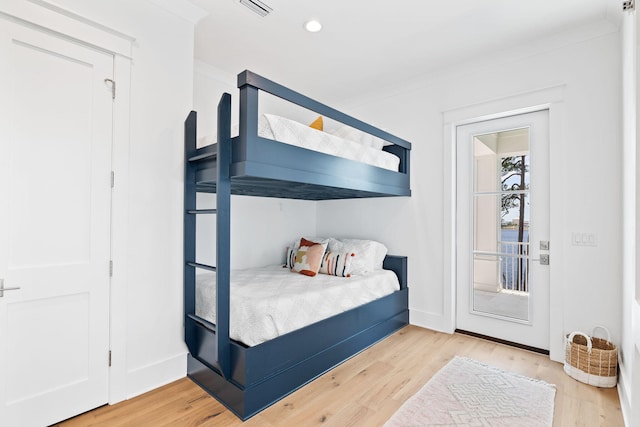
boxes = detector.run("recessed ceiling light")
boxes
[304,20,322,33]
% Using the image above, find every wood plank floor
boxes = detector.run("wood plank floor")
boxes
[57,326,624,426]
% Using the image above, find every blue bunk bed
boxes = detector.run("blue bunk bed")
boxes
[184,70,411,420]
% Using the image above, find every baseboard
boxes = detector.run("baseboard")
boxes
[409,308,454,333]
[617,364,631,427]
[126,352,187,399]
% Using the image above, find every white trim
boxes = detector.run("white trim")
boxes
[618,362,632,427]
[443,85,565,124]
[443,121,457,334]
[27,0,135,43]
[125,352,187,399]
[0,0,135,57]
[443,85,566,361]
[547,101,566,362]
[410,308,455,334]
[108,54,132,405]
[147,0,208,24]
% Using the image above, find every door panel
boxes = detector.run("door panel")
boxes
[456,110,550,350]
[9,39,94,268]
[0,19,113,427]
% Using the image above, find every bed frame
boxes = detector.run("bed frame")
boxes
[184,70,411,420]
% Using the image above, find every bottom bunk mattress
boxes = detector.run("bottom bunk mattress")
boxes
[195,265,400,347]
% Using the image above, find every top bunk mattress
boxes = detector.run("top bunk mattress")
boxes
[259,114,400,171]
[201,113,400,172]
[195,265,400,347]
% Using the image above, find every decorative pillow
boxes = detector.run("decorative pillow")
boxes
[319,251,354,277]
[291,236,328,249]
[329,125,386,150]
[291,237,326,277]
[284,246,296,269]
[327,238,388,275]
[309,116,323,131]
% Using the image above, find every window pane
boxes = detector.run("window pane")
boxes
[473,194,499,252]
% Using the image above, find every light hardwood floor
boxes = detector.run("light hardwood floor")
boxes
[58,326,624,426]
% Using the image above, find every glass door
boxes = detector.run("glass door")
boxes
[456,110,550,350]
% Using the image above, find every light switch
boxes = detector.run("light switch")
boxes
[572,233,582,245]
[572,232,597,246]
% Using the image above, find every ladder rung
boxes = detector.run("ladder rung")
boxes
[187,313,216,331]
[187,209,217,214]
[186,262,216,272]
[188,145,217,162]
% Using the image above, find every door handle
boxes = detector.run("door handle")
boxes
[0,278,21,297]
[530,254,550,265]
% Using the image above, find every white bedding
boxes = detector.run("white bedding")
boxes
[200,114,400,171]
[261,114,400,171]
[195,265,400,347]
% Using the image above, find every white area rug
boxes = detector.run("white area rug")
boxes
[384,356,556,427]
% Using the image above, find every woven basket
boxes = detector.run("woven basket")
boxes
[564,326,617,388]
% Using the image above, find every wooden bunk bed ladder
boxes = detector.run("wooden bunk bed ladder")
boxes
[183,94,233,380]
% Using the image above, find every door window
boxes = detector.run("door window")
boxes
[472,128,530,321]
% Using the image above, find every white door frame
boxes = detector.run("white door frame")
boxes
[443,85,566,361]
[0,2,134,404]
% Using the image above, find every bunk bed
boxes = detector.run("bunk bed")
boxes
[184,70,411,420]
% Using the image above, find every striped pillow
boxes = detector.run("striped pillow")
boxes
[319,251,354,278]
[284,246,296,269]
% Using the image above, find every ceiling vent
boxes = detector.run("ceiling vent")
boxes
[239,0,272,17]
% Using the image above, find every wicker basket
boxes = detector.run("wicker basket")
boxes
[564,326,617,388]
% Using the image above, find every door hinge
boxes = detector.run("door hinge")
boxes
[109,350,112,367]
[111,171,115,188]
[623,0,635,11]
[109,260,113,277]
[104,78,116,99]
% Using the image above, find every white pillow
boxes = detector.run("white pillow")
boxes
[327,238,388,275]
[329,125,387,151]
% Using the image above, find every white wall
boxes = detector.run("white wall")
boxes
[16,0,203,401]
[115,1,194,397]
[316,24,623,359]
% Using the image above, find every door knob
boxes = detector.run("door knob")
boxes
[0,278,20,297]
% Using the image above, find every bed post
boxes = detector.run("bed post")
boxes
[216,93,232,379]
[383,255,408,290]
[238,71,259,154]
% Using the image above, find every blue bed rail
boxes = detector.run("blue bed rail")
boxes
[237,70,411,175]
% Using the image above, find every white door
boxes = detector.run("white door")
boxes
[0,19,113,426]
[456,110,550,350]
